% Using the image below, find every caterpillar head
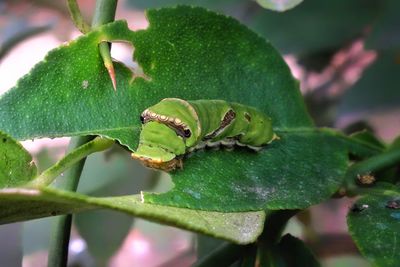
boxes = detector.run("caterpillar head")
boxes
[131,121,186,171]
[140,98,201,147]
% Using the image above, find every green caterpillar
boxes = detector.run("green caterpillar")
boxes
[131,98,278,171]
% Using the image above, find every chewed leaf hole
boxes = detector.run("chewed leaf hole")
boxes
[110,42,151,83]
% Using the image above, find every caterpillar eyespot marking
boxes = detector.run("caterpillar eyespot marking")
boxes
[131,98,279,171]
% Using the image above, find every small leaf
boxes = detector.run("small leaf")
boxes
[0,131,37,188]
[349,130,386,152]
[0,187,265,244]
[75,149,148,263]
[258,234,320,266]
[196,235,226,260]
[77,146,152,195]
[277,234,320,267]
[255,0,303,12]
[75,210,133,265]
[389,136,400,150]
[348,183,400,267]
[345,130,386,159]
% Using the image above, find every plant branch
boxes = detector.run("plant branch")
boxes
[67,0,91,33]
[259,210,299,244]
[92,0,118,91]
[27,137,113,187]
[192,211,295,267]
[192,243,254,267]
[345,147,400,192]
[257,210,299,265]
[47,136,94,267]
[47,1,118,266]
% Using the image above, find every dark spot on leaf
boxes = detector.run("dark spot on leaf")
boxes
[351,203,369,213]
[386,199,400,209]
[51,211,57,216]
[2,138,6,143]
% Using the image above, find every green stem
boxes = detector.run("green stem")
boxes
[92,0,118,91]
[351,186,400,198]
[68,0,117,89]
[257,210,298,266]
[345,147,400,192]
[194,211,298,267]
[91,0,118,28]
[47,2,118,266]
[67,0,91,33]
[48,215,74,267]
[259,210,298,244]
[27,137,113,187]
[192,243,254,267]
[47,136,94,267]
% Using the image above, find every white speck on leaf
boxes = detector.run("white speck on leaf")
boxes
[82,80,89,89]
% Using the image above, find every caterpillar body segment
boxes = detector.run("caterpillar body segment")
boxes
[141,98,201,147]
[131,98,278,171]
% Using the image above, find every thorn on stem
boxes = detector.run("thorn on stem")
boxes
[105,61,117,91]
[99,41,117,91]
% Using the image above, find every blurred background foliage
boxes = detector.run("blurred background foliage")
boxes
[0,0,399,266]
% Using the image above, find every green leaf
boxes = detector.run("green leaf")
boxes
[276,234,320,267]
[0,187,265,244]
[347,183,400,267]
[197,235,226,260]
[74,210,133,265]
[0,7,373,214]
[258,234,320,267]
[349,130,386,152]
[0,131,37,188]
[77,145,152,195]
[249,0,380,54]
[74,149,148,264]
[0,6,312,149]
[339,52,400,115]
[389,136,400,149]
[145,130,349,211]
[255,0,303,12]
